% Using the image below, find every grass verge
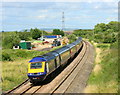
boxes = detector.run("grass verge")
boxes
[84,42,118,93]
[2,46,62,92]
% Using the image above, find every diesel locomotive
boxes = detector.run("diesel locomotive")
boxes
[27,37,83,83]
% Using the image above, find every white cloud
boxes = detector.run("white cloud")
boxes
[36,15,47,19]
[94,5,99,9]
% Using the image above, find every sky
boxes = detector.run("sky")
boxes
[1,0,119,31]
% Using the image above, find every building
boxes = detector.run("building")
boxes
[40,35,62,43]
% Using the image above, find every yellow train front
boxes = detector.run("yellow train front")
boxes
[27,57,47,83]
[27,37,83,84]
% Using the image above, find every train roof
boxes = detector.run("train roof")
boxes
[66,37,82,48]
[42,51,59,61]
[40,46,70,62]
[53,46,70,54]
[29,56,47,63]
[29,51,59,62]
[66,43,75,49]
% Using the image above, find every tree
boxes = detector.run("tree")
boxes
[67,34,77,43]
[2,33,20,49]
[93,21,119,43]
[94,23,107,33]
[52,29,64,36]
[18,30,31,41]
[30,28,42,40]
[107,21,119,32]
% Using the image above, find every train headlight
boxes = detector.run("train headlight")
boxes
[28,73,32,75]
[38,72,44,75]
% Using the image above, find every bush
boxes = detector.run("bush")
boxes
[67,34,77,43]
[97,44,110,48]
[2,33,20,49]
[52,29,65,36]
[30,28,42,40]
[2,53,13,61]
[2,49,49,61]
[18,31,31,41]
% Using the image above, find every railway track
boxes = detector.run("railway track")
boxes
[3,41,94,94]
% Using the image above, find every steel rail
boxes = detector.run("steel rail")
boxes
[34,41,87,93]
[49,41,89,94]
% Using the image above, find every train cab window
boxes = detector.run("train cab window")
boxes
[30,62,42,69]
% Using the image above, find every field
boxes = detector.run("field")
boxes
[84,42,118,93]
[2,59,29,91]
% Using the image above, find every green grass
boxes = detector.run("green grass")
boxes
[2,59,28,91]
[2,46,62,92]
[87,42,118,93]
[96,43,110,49]
[2,49,48,61]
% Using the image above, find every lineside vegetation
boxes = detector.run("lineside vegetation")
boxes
[73,21,118,93]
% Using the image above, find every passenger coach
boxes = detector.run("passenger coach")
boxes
[27,37,83,84]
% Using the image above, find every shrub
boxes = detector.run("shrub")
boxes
[2,52,13,61]
[67,34,77,43]
[52,29,65,36]
[30,28,42,40]
[2,33,20,49]
[97,44,110,48]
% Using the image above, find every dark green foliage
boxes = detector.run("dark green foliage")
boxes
[103,32,116,43]
[96,44,110,48]
[30,28,42,40]
[67,34,77,43]
[18,30,31,41]
[2,49,47,61]
[107,21,119,32]
[73,29,94,41]
[2,32,21,49]
[52,29,65,36]
[2,52,13,61]
[2,28,48,49]
[42,30,49,35]
[110,41,118,49]
[2,46,61,61]
[94,21,119,43]
[73,21,119,44]
[94,23,107,33]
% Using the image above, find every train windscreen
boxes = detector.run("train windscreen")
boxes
[30,63,42,69]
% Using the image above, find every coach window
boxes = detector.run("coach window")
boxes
[48,59,55,72]
[56,56,60,67]
[72,46,76,54]
[54,59,57,68]
[79,43,82,48]
[77,44,79,51]
[61,50,70,61]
